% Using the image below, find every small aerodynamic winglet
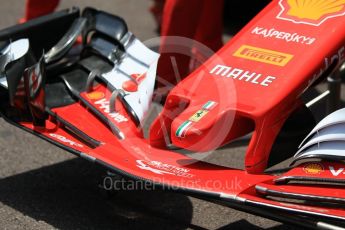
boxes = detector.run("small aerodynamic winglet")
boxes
[299,108,345,148]
[295,123,345,156]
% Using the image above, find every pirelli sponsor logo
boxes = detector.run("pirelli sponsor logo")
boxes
[233,45,294,66]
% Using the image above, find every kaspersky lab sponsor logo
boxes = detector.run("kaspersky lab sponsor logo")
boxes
[251,27,316,45]
[233,45,294,67]
[209,64,277,87]
[176,101,218,138]
[277,0,345,26]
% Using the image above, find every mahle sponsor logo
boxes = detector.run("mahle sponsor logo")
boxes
[277,0,345,26]
[209,65,277,87]
[233,45,294,66]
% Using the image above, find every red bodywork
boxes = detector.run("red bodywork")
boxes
[151,0,345,173]
[3,0,345,224]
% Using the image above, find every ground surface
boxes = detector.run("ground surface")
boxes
[0,1,343,229]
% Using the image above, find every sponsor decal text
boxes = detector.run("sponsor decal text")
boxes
[233,45,293,66]
[251,27,316,45]
[94,98,129,123]
[210,64,277,87]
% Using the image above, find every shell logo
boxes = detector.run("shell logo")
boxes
[86,91,105,100]
[303,163,324,174]
[277,0,345,26]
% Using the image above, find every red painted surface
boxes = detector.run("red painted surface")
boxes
[151,0,345,173]
[13,0,345,221]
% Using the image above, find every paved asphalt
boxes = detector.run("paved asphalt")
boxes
[0,0,342,229]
